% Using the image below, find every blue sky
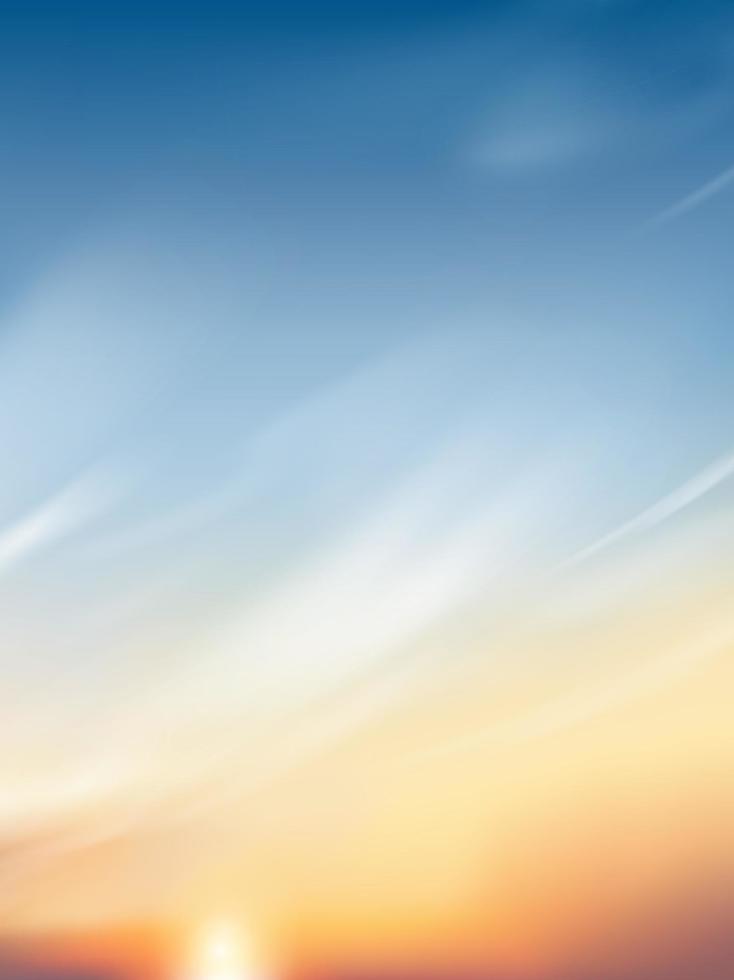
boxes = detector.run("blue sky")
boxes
[1,1,734,369]
[1,0,734,951]
[2,1,733,678]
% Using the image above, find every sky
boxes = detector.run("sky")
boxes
[1,2,734,979]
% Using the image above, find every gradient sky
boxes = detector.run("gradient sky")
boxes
[1,3,734,979]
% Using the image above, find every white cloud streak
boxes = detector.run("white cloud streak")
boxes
[0,464,129,576]
[559,450,734,570]
[646,162,734,228]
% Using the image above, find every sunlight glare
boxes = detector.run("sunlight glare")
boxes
[188,919,265,980]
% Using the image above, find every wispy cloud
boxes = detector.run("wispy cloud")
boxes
[0,463,129,577]
[131,439,569,738]
[471,61,623,173]
[646,162,734,228]
[559,450,734,570]
[0,434,577,887]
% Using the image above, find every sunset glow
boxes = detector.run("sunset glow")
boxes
[1,3,733,980]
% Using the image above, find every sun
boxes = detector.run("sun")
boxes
[188,919,265,980]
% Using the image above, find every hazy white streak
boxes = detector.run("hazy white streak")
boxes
[560,451,734,570]
[0,464,128,575]
[647,162,734,227]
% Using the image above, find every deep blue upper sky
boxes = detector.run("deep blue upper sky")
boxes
[1,0,733,381]
[2,1,732,182]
